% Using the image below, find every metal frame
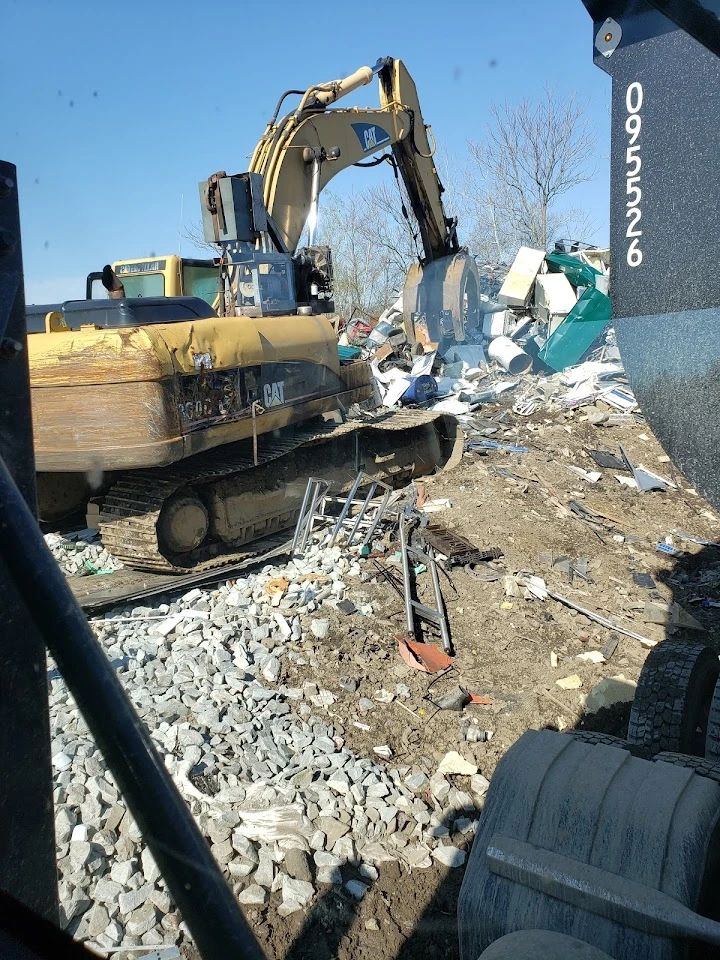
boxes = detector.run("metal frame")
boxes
[291,476,330,555]
[0,160,263,958]
[0,160,58,927]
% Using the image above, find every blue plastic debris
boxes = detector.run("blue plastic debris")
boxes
[338,344,362,363]
[656,542,683,557]
[401,375,437,404]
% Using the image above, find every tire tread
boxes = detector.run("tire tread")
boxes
[627,641,719,755]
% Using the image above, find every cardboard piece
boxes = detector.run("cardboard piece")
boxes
[643,601,705,631]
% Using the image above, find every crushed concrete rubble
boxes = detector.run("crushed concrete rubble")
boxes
[49,537,480,953]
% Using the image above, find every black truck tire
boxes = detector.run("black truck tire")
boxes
[627,641,720,756]
[566,730,626,748]
[479,930,615,960]
[705,676,720,762]
[565,729,650,758]
[458,729,720,960]
[655,750,720,786]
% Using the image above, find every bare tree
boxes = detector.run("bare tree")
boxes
[313,186,417,319]
[436,148,506,263]
[181,219,219,256]
[468,88,597,256]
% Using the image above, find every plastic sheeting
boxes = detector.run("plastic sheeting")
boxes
[539,286,612,372]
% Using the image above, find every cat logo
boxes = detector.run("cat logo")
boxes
[364,127,379,150]
[351,121,392,153]
[263,381,285,407]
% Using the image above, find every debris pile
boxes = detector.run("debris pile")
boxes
[476,262,509,300]
[361,245,618,421]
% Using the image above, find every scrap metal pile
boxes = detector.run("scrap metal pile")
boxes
[344,244,618,425]
[290,470,504,659]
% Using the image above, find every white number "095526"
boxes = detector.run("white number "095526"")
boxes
[625,81,643,267]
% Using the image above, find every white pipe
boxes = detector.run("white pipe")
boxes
[487,336,532,375]
[307,159,321,245]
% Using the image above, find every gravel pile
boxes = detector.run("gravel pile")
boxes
[45,529,123,577]
[50,539,486,952]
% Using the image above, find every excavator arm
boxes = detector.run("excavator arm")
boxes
[248,57,458,264]
[201,57,479,343]
[378,59,459,262]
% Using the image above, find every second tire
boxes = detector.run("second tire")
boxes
[627,640,720,756]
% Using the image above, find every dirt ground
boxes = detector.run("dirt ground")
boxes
[210,397,720,960]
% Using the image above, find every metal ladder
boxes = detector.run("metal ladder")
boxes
[399,517,453,654]
[291,471,396,556]
[290,477,330,556]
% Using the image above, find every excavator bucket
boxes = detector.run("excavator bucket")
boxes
[403,252,481,346]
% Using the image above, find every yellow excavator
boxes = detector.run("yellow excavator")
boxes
[29,57,478,572]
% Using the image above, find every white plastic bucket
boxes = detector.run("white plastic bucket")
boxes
[487,336,532,375]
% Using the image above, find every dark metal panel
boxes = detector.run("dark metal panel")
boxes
[605,20,720,316]
[583,0,720,59]
[585,0,720,504]
[582,6,720,507]
[0,160,58,923]
[646,1,720,58]
[615,308,720,508]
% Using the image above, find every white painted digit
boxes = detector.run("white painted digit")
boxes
[626,206,642,237]
[626,81,643,113]
[626,144,641,176]
[627,237,643,266]
[625,114,641,144]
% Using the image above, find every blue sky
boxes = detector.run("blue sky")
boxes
[2,0,611,304]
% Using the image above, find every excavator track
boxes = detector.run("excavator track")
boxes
[100,410,462,574]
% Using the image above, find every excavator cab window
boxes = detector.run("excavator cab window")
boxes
[230,252,296,316]
[182,264,218,306]
[115,272,165,298]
